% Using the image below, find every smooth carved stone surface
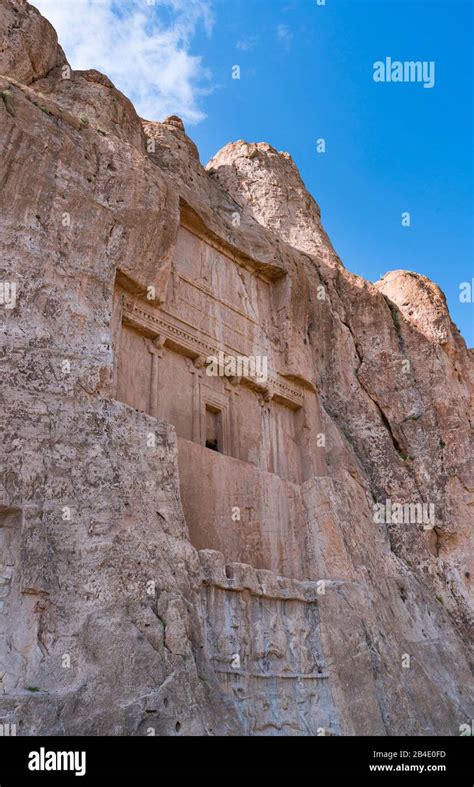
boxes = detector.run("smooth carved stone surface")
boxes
[0,0,472,736]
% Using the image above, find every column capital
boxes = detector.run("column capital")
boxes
[261,383,273,403]
[146,334,166,357]
[193,355,207,370]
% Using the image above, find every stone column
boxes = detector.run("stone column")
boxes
[260,385,274,473]
[190,357,205,443]
[226,377,241,459]
[147,335,166,418]
[255,399,266,473]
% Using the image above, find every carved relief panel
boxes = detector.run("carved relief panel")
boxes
[198,551,339,736]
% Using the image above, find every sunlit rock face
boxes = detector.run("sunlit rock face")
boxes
[0,0,472,736]
[206,140,342,268]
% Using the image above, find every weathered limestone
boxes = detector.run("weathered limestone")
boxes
[206,140,342,269]
[0,0,66,85]
[198,550,338,736]
[0,0,472,736]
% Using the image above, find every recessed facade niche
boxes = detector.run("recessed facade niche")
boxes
[205,405,222,453]
[113,218,320,576]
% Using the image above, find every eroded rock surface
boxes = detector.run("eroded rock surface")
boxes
[0,0,472,736]
[0,0,66,85]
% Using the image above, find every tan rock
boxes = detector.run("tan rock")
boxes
[207,139,342,268]
[0,0,66,84]
[0,0,472,737]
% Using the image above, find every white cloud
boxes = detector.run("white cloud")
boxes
[33,0,214,123]
[236,35,258,52]
[276,23,292,48]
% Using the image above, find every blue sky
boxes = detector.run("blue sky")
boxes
[35,0,473,344]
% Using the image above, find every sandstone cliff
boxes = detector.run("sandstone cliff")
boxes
[0,0,472,736]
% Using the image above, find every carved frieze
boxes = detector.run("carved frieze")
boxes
[120,294,304,410]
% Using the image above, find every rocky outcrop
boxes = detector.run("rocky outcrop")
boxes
[0,0,472,736]
[0,0,66,84]
[207,140,342,268]
[376,269,466,347]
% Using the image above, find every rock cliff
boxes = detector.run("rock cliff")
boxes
[0,0,472,736]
